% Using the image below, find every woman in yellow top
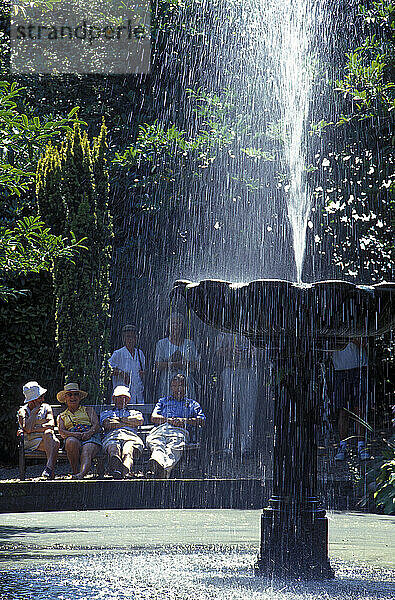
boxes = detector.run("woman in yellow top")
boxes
[57,383,101,479]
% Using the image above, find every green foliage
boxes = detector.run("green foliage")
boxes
[0,215,85,300]
[114,121,202,166]
[37,122,112,400]
[241,147,275,161]
[113,88,277,210]
[0,271,61,461]
[0,81,83,205]
[335,1,394,121]
[375,448,395,514]
[336,35,394,116]
[316,0,394,281]
[11,0,62,16]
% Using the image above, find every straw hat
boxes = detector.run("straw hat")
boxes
[57,382,88,403]
[22,381,47,404]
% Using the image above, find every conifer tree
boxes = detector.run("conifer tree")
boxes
[36,123,112,399]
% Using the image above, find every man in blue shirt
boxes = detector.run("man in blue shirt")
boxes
[146,374,205,478]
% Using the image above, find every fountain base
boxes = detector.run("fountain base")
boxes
[255,497,335,579]
[172,278,394,582]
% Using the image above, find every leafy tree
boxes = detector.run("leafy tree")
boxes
[0,215,85,300]
[0,81,83,210]
[0,81,86,301]
[316,0,394,282]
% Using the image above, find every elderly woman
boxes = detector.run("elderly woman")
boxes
[155,312,200,399]
[57,383,101,479]
[17,381,60,479]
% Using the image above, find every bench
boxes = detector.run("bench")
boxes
[17,403,202,480]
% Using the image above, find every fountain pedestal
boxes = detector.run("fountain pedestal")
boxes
[171,278,394,580]
[255,347,333,578]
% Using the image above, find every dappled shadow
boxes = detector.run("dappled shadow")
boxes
[0,548,107,566]
[0,525,90,540]
[0,551,83,564]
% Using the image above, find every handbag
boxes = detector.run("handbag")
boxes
[70,423,90,433]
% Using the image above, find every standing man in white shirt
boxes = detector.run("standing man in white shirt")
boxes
[109,324,145,404]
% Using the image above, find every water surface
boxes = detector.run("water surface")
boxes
[0,510,394,599]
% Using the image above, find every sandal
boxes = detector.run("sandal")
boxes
[41,467,54,479]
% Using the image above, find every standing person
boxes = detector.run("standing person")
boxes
[155,312,200,399]
[17,381,60,479]
[215,333,258,458]
[332,339,371,461]
[57,383,101,479]
[100,385,144,479]
[109,324,145,403]
[146,374,205,478]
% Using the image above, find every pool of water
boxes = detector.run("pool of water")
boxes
[0,511,394,599]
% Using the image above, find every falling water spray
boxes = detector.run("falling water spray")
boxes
[171,0,327,284]
[248,0,322,281]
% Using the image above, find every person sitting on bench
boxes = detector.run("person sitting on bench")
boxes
[57,383,101,479]
[100,386,145,479]
[17,381,60,479]
[146,373,205,478]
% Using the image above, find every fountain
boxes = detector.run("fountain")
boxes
[163,0,394,580]
[172,278,395,578]
[2,0,393,595]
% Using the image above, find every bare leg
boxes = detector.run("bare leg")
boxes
[38,430,60,471]
[75,443,99,479]
[106,442,121,461]
[338,408,349,441]
[351,405,363,439]
[122,442,138,475]
[65,437,81,474]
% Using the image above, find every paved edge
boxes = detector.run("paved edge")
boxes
[0,478,358,513]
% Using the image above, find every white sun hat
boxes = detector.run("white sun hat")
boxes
[22,381,47,404]
[112,385,131,399]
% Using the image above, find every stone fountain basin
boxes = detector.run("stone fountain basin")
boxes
[172,279,394,348]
